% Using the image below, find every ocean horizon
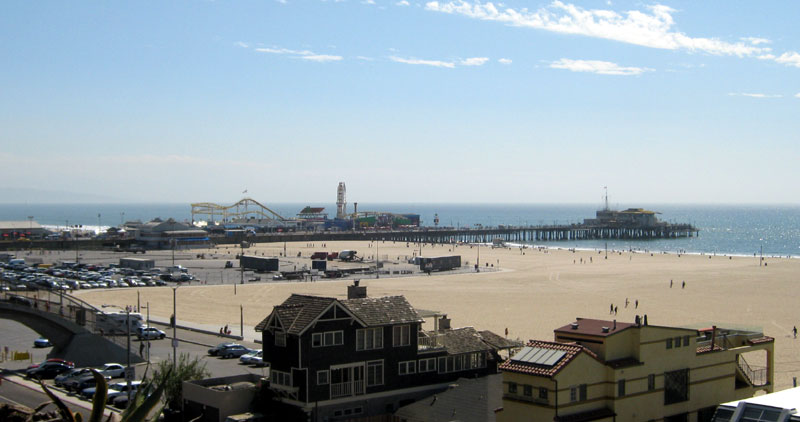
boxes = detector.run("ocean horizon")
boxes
[1,203,798,258]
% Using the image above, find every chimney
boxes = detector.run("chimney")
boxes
[439,315,451,331]
[643,314,648,326]
[613,320,617,330]
[347,280,367,299]
[710,325,717,351]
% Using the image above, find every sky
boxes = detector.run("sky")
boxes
[1,1,799,205]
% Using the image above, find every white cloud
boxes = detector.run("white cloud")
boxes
[460,57,489,66]
[396,0,410,5]
[363,0,375,4]
[550,58,652,75]
[727,93,783,98]
[390,55,455,68]
[301,54,343,62]
[775,51,800,68]
[795,93,800,99]
[255,47,313,55]
[356,56,374,61]
[425,1,770,58]
[742,37,771,46]
[255,46,342,62]
[235,41,249,49]
[498,58,512,64]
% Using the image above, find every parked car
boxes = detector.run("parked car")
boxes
[208,342,236,356]
[219,344,252,359]
[239,350,262,365]
[26,362,73,379]
[27,358,74,370]
[107,381,143,404]
[54,368,92,387]
[137,327,166,340]
[97,363,125,378]
[72,374,110,393]
[33,337,52,348]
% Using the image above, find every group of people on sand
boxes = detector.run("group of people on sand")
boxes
[219,325,231,336]
[609,298,639,315]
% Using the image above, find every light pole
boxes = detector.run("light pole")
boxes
[97,213,101,236]
[172,286,178,368]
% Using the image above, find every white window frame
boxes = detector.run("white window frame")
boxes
[312,330,343,347]
[398,360,416,375]
[317,370,329,385]
[418,357,437,373]
[356,327,383,351]
[393,325,410,347]
[366,360,384,387]
[272,370,292,387]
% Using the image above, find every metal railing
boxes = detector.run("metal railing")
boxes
[330,380,364,398]
[1,290,143,359]
[737,354,768,387]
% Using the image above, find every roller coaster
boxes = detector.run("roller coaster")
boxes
[190,198,287,224]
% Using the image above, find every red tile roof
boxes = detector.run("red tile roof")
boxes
[499,340,596,378]
[748,336,774,345]
[554,318,635,338]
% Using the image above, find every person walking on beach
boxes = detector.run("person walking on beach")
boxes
[793,326,797,339]
[635,299,639,309]
[625,298,629,308]
[610,304,614,314]
[670,279,673,288]
[682,281,685,289]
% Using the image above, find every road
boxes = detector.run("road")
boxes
[0,373,91,419]
[0,318,266,413]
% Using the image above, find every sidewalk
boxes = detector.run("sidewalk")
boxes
[145,316,261,346]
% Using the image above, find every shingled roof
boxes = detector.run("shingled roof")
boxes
[342,296,423,326]
[499,340,596,378]
[254,294,337,334]
[435,327,494,355]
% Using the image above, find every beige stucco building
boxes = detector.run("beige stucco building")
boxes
[499,317,774,422]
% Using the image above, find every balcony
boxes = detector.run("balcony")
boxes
[331,380,364,399]
[418,331,446,352]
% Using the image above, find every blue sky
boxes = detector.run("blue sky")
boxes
[1,1,798,204]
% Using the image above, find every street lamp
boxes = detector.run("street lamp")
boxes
[172,286,178,367]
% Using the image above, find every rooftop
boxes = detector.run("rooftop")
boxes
[499,340,595,378]
[554,318,635,338]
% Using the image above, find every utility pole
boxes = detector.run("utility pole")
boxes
[240,241,244,285]
[240,305,244,338]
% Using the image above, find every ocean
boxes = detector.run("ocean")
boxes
[1,203,798,258]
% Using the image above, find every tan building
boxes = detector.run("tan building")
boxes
[499,317,774,422]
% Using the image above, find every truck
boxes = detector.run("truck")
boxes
[339,250,360,262]
[310,252,328,260]
[419,255,462,272]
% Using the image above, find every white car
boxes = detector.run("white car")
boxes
[137,327,166,340]
[107,381,143,403]
[98,363,125,378]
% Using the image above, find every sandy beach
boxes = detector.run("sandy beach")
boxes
[71,240,800,390]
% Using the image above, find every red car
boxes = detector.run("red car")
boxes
[310,252,327,260]
[27,358,75,370]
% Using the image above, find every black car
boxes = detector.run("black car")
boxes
[26,362,73,379]
[208,342,236,356]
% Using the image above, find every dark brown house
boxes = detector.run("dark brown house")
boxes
[255,282,515,420]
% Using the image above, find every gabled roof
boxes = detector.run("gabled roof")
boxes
[499,340,597,378]
[255,294,336,335]
[342,296,423,326]
[255,294,423,335]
